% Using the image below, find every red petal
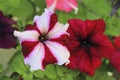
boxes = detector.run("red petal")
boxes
[25,23,41,34]
[21,41,39,57]
[91,34,114,59]
[48,13,58,32]
[113,36,120,49]
[85,19,105,36]
[50,34,69,46]
[110,50,120,72]
[42,44,57,68]
[78,49,101,76]
[68,19,87,39]
[67,54,79,69]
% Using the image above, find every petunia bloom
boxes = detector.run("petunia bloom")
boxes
[110,36,120,72]
[0,11,17,48]
[14,8,70,71]
[46,0,78,13]
[66,19,114,76]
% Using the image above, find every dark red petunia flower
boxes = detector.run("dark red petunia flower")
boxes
[66,19,114,76]
[0,11,17,48]
[110,36,120,72]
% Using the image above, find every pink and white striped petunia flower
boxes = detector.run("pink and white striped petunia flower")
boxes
[46,0,78,13]
[14,7,70,71]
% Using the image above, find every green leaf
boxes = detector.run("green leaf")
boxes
[0,76,13,80]
[33,70,45,79]
[44,64,57,79]
[7,0,20,7]
[7,0,34,18]
[9,51,27,75]
[67,69,80,79]
[56,65,68,77]
[86,64,116,80]
[105,17,120,36]
[23,73,33,80]
[0,64,2,73]
[33,0,45,14]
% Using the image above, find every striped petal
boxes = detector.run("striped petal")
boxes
[14,30,39,42]
[45,41,70,65]
[24,43,45,70]
[48,23,69,39]
[33,9,53,33]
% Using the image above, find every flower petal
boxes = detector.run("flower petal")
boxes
[48,13,58,32]
[0,33,16,48]
[24,43,45,70]
[25,24,40,34]
[21,41,39,57]
[48,23,69,39]
[85,19,105,36]
[42,44,57,68]
[45,41,70,65]
[68,19,87,39]
[113,36,120,49]
[14,30,39,42]
[46,0,78,12]
[33,9,53,33]
[110,50,120,72]
[91,34,114,58]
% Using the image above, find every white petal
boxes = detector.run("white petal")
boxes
[45,41,70,65]
[33,9,53,33]
[24,43,45,71]
[48,23,69,39]
[14,30,39,42]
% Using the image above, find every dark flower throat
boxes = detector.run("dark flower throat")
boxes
[81,39,91,47]
[39,34,48,42]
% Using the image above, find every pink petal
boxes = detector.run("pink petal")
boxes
[46,0,78,12]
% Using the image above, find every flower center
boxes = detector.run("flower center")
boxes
[81,39,91,46]
[38,34,48,42]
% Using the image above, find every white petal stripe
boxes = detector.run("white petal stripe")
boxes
[48,23,69,39]
[14,30,39,42]
[24,43,45,71]
[33,9,53,33]
[45,41,70,65]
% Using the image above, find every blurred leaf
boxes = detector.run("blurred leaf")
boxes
[23,73,33,80]
[86,64,116,80]
[56,65,68,77]
[7,0,20,7]
[7,0,34,18]
[105,16,120,36]
[0,0,34,18]
[44,64,57,79]
[67,69,80,79]
[0,76,13,80]
[0,64,2,73]
[33,0,45,14]
[83,0,111,15]
[33,70,45,79]
[9,51,27,75]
